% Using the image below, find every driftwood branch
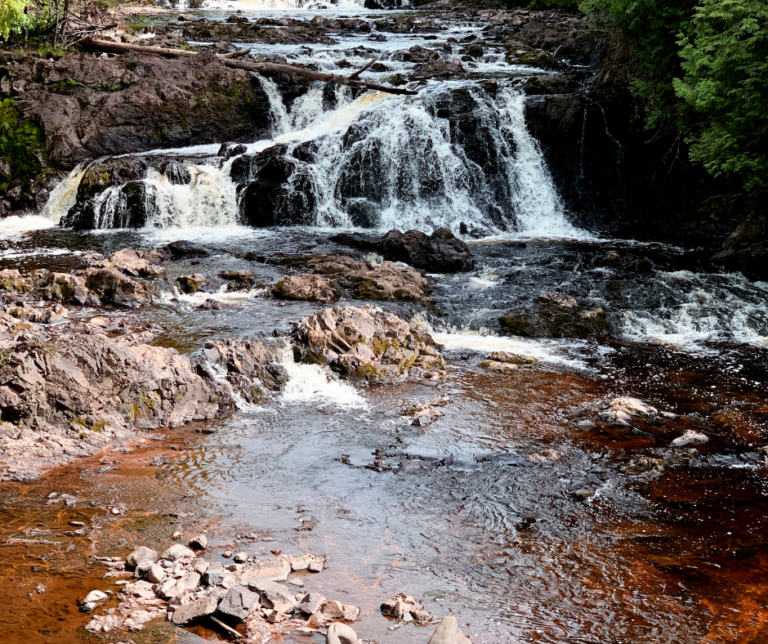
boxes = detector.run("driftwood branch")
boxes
[219,47,251,59]
[81,39,418,96]
[209,615,242,639]
[349,57,377,80]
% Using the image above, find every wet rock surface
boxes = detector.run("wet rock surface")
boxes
[292,305,445,382]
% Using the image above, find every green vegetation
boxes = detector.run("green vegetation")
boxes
[581,0,768,192]
[0,0,30,41]
[0,98,45,193]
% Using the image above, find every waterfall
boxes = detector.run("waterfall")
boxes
[142,165,239,229]
[43,80,579,237]
[40,163,86,224]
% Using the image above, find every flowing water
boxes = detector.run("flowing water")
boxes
[3,3,768,644]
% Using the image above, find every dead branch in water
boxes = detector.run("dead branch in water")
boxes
[81,39,418,96]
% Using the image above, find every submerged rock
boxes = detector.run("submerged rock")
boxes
[499,292,611,338]
[292,305,445,383]
[671,430,709,447]
[331,229,474,273]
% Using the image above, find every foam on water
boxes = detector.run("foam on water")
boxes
[0,215,57,237]
[432,331,587,368]
[620,271,768,349]
[276,347,365,408]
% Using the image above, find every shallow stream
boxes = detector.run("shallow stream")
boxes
[2,1,768,643]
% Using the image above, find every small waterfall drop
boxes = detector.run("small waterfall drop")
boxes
[143,165,239,229]
[40,163,86,224]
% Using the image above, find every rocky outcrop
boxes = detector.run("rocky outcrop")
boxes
[0,297,288,479]
[331,229,474,273]
[85,248,166,279]
[499,292,611,338]
[3,51,271,169]
[292,305,445,383]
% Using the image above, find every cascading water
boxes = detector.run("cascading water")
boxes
[47,77,578,237]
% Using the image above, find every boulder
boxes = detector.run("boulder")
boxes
[84,267,149,308]
[86,248,166,279]
[298,592,326,615]
[36,272,91,305]
[331,229,474,273]
[292,305,445,383]
[80,590,108,613]
[164,240,211,259]
[327,622,357,644]
[176,274,206,294]
[126,546,157,570]
[147,563,166,583]
[486,351,536,366]
[236,555,291,584]
[428,616,471,644]
[671,430,709,447]
[189,534,208,550]
[170,595,220,625]
[162,544,196,561]
[218,585,260,622]
[272,274,339,303]
[220,270,256,291]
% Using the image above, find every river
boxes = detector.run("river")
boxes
[2,1,768,643]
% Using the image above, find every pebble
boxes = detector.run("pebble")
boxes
[223,550,233,558]
[233,551,248,563]
[287,577,304,587]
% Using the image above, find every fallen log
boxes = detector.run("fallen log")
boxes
[81,38,418,96]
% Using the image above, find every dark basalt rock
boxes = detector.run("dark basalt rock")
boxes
[499,293,611,339]
[219,142,248,159]
[232,145,316,227]
[330,228,475,273]
[161,160,192,185]
[164,240,211,259]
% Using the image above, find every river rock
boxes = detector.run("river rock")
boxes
[306,254,428,302]
[330,229,474,273]
[381,594,432,624]
[189,534,208,550]
[164,240,211,259]
[327,622,357,644]
[170,595,220,625]
[221,270,257,291]
[292,305,445,382]
[203,561,224,586]
[428,616,471,644]
[84,267,149,308]
[272,274,339,303]
[480,360,519,372]
[671,430,709,447]
[299,592,326,615]
[147,563,166,583]
[319,599,345,619]
[80,590,108,612]
[234,551,248,563]
[218,585,260,622]
[86,248,166,279]
[247,579,297,612]
[486,351,537,365]
[162,544,196,561]
[237,554,291,583]
[176,274,207,294]
[126,546,157,570]
[600,397,658,427]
